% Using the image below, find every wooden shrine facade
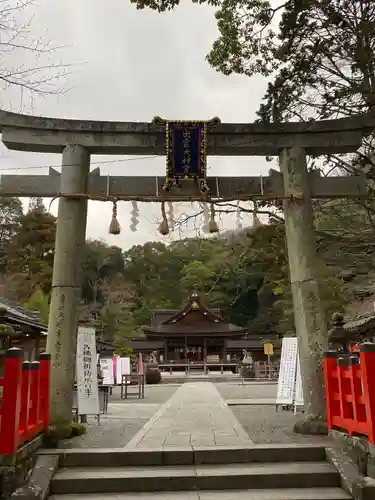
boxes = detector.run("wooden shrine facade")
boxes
[129,293,280,363]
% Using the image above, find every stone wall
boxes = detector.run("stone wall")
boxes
[0,436,43,499]
[330,429,375,479]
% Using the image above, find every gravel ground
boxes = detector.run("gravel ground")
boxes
[216,383,331,445]
[58,417,148,449]
[216,382,277,401]
[231,405,331,445]
[58,385,179,449]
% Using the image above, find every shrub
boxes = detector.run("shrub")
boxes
[70,422,87,437]
[43,422,87,447]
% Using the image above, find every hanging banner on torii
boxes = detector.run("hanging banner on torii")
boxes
[165,121,208,193]
[152,116,220,194]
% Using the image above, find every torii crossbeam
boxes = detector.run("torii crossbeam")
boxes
[0,169,366,201]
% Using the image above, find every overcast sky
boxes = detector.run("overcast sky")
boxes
[0,0,272,250]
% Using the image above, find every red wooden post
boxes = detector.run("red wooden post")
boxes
[28,361,41,427]
[337,356,352,427]
[19,361,31,435]
[324,351,340,429]
[349,356,364,425]
[39,352,51,427]
[0,348,23,454]
[360,343,375,443]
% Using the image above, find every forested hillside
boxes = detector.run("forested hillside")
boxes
[1,193,374,350]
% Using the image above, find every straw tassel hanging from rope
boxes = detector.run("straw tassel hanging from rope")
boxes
[167,202,175,231]
[109,199,121,235]
[236,200,243,229]
[202,203,209,234]
[208,203,219,233]
[158,201,169,236]
[251,201,263,232]
[129,201,139,232]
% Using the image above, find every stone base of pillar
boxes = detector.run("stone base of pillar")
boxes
[293,417,328,435]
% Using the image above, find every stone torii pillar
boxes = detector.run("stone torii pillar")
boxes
[46,144,90,426]
[280,146,328,433]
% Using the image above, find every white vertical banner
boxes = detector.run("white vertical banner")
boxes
[116,355,123,384]
[100,357,114,385]
[121,357,131,376]
[294,353,304,413]
[276,337,298,406]
[76,325,99,415]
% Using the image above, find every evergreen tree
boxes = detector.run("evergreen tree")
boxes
[5,204,56,302]
[0,197,23,272]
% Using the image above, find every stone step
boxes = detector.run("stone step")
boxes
[42,444,327,468]
[49,488,352,500]
[50,461,341,495]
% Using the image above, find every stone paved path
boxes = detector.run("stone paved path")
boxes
[126,382,252,449]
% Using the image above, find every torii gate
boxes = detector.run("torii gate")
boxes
[0,110,371,433]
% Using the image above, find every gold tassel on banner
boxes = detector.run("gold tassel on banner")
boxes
[109,200,121,235]
[208,203,219,233]
[158,201,169,236]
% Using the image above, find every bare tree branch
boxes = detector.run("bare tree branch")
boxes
[0,0,74,107]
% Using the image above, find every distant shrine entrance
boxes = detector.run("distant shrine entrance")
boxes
[129,292,280,366]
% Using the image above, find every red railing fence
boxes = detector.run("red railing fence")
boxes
[324,342,375,443]
[0,347,51,455]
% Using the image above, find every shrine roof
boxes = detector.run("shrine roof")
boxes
[145,293,246,336]
[0,295,46,335]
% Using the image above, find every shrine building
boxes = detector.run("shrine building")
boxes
[129,292,280,363]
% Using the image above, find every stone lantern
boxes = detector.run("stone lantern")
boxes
[328,312,351,353]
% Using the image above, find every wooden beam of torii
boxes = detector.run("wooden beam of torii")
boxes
[0,168,366,201]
